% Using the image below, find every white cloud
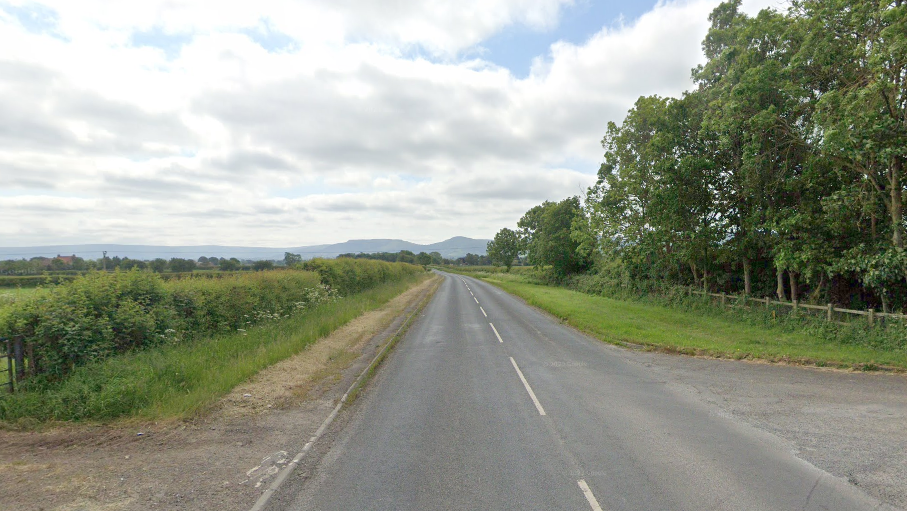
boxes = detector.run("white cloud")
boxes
[0,0,787,247]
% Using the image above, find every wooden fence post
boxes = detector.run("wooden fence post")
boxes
[793,299,799,316]
[827,303,833,322]
[721,293,727,307]
[13,338,25,382]
[868,309,874,327]
[4,338,12,393]
[765,297,770,308]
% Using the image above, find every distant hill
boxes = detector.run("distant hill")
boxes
[0,237,491,261]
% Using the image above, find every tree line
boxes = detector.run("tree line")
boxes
[338,250,494,266]
[488,0,906,311]
[0,255,273,275]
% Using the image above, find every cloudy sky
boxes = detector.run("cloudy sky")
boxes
[0,0,782,248]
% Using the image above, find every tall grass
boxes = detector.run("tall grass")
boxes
[0,274,426,423]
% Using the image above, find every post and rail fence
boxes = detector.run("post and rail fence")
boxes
[686,287,904,327]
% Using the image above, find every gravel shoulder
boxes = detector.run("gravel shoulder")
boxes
[0,275,440,511]
[609,347,907,509]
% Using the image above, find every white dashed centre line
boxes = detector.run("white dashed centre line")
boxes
[577,480,604,511]
[489,322,503,343]
[474,296,479,304]
[480,307,487,317]
[509,357,546,416]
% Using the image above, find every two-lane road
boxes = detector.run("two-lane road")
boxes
[270,272,894,510]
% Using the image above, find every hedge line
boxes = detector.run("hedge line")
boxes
[0,261,422,385]
[300,258,425,295]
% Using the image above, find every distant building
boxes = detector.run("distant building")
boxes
[55,254,76,265]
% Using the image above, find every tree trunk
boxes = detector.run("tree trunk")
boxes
[809,274,826,303]
[790,271,799,303]
[891,158,904,249]
[690,262,700,286]
[742,258,752,296]
[704,269,710,292]
[776,267,787,302]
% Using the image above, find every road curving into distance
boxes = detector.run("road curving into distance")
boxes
[267,271,898,511]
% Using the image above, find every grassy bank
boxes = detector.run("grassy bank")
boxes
[478,273,907,370]
[0,274,427,424]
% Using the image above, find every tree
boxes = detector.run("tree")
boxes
[486,228,522,271]
[252,260,274,271]
[220,258,241,271]
[396,250,416,264]
[149,258,168,273]
[429,251,443,265]
[168,258,197,273]
[284,252,302,267]
[519,197,590,277]
[416,252,432,266]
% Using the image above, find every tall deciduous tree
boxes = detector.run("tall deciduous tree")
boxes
[487,228,523,271]
[519,198,590,278]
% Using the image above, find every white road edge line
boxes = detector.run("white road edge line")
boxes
[489,322,503,343]
[577,479,604,511]
[474,296,479,304]
[480,307,487,317]
[509,357,546,416]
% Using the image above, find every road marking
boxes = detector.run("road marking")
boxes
[577,480,604,511]
[480,307,487,317]
[489,322,503,342]
[474,296,479,304]
[509,357,546,416]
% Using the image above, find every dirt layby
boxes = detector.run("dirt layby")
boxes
[0,276,440,511]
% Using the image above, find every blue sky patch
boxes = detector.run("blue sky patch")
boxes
[2,1,67,40]
[476,0,658,77]
[131,27,194,60]
[241,18,297,52]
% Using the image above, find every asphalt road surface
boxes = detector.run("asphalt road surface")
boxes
[271,271,898,511]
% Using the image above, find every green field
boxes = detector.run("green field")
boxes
[479,273,907,371]
[0,287,40,300]
[0,274,428,424]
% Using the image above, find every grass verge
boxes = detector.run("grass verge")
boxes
[481,274,907,371]
[0,274,429,426]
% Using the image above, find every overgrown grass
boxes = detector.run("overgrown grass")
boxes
[0,274,428,425]
[480,274,907,370]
